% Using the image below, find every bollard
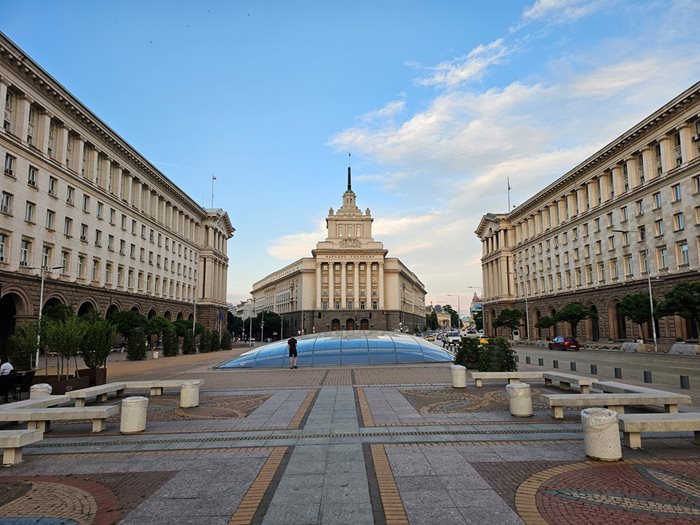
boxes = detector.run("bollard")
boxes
[614,367,622,379]
[680,375,690,390]
[553,360,559,369]
[451,365,467,389]
[643,370,652,384]
[525,356,531,364]
[30,383,52,399]
[180,381,200,408]
[570,362,577,372]
[581,408,621,461]
[590,364,598,375]
[506,382,532,417]
[152,350,159,359]
[538,358,544,366]
[120,396,149,434]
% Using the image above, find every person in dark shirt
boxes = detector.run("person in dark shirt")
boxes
[288,336,298,369]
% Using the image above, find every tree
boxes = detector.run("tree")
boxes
[472,310,483,331]
[173,319,191,338]
[162,326,179,357]
[80,319,116,369]
[45,315,85,378]
[221,330,233,350]
[210,330,221,352]
[658,281,700,337]
[42,303,74,323]
[126,327,147,361]
[493,309,523,334]
[199,328,211,353]
[427,311,439,330]
[554,302,594,338]
[228,313,244,335]
[443,304,461,329]
[619,293,654,340]
[111,310,146,340]
[535,315,555,339]
[8,322,38,371]
[182,330,196,355]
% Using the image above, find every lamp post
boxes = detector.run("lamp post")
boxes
[613,229,658,353]
[248,297,254,347]
[447,294,461,330]
[506,273,529,341]
[26,265,64,370]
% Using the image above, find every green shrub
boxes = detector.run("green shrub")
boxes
[454,337,517,372]
[220,331,232,350]
[198,329,211,353]
[8,322,38,370]
[126,327,147,361]
[182,330,196,355]
[210,330,221,352]
[162,326,179,357]
[81,319,116,369]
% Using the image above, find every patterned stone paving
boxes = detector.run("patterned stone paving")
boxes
[400,386,553,414]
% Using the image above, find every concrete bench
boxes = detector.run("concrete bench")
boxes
[0,395,70,411]
[0,429,44,465]
[591,380,674,396]
[617,413,700,449]
[541,392,692,419]
[0,405,119,433]
[66,382,126,407]
[543,372,596,393]
[123,379,203,396]
[468,371,544,387]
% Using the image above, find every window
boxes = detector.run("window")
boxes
[45,209,55,230]
[347,300,353,309]
[131,220,137,235]
[637,153,645,185]
[584,245,590,258]
[108,235,114,251]
[41,245,51,267]
[624,255,633,276]
[1,192,12,214]
[672,183,681,202]
[654,219,664,236]
[24,201,35,223]
[48,176,57,196]
[20,239,31,265]
[119,239,125,255]
[60,250,69,274]
[658,246,668,269]
[620,206,628,222]
[82,194,90,212]
[608,236,616,250]
[655,143,662,174]
[606,212,613,227]
[66,186,75,205]
[583,223,589,237]
[109,208,116,225]
[4,153,15,176]
[80,223,88,241]
[64,217,73,236]
[121,214,127,230]
[678,241,689,266]
[609,259,618,280]
[334,301,341,309]
[573,248,579,261]
[91,259,99,282]
[105,263,112,284]
[593,218,600,232]
[372,301,378,310]
[638,225,646,242]
[636,199,643,216]
[0,232,7,262]
[27,166,38,187]
[95,229,102,247]
[673,212,685,231]
[572,228,578,241]
[77,255,86,278]
[694,175,700,194]
[640,250,649,273]
[674,132,682,165]
[141,225,146,239]
[130,243,136,259]
[96,202,103,219]
[595,240,602,255]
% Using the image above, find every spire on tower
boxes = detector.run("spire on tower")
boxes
[347,153,352,191]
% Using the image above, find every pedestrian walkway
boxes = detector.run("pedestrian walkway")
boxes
[0,352,698,524]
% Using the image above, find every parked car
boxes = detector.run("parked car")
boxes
[548,336,580,351]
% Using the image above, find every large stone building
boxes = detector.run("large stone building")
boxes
[251,168,426,335]
[0,33,234,354]
[476,82,700,347]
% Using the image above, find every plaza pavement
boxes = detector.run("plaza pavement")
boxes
[0,347,698,524]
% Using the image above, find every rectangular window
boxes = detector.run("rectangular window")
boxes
[1,192,12,214]
[42,245,51,267]
[595,240,602,255]
[606,212,613,227]
[640,250,648,273]
[95,229,102,247]
[624,255,633,276]
[638,225,646,242]
[121,214,127,230]
[20,239,31,265]
[658,247,668,269]
[109,208,115,225]
[694,175,700,194]
[48,176,57,196]
[92,259,99,282]
[96,202,103,219]
[0,232,6,261]
[673,212,685,231]
[80,224,88,241]
[131,220,137,235]
[4,153,15,176]
[652,192,661,208]
[27,165,38,187]
[678,241,689,266]
[60,251,69,274]
[66,186,75,205]
[82,194,90,212]
[609,259,618,280]
[45,209,55,230]
[119,239,125,255]
[105,263,112,284]
[654,219,664,236]
[24,201,35,223]
[672,183,681,202]
[78,255,85,278]
[64,217,73,236]
[108,235,114,251]
[620,206,627,222]
[636,199,643,216]
[608,236,616,250]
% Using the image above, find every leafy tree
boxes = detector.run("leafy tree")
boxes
[228,313,244,335]
[535,316,555,329]
[182,330,196,355]
[199,328,211,353]
[147,316,172,336]
[80,319,116,369]
[427,311,439,330]
[443,304,461,329]
[658,281,700,336]
[454,337,516,372]
[554,302,594,338]
[8,322,38,370]
[220,330,233,350]
[161,326,179,357]
[126,327,147,361]
[472,310,483,331]
[210,330,221,352]
[45,315,85,378]
[42,303,74,323]
[619,293,654,340]
[493,309,523,333]
[111,310,146,340]
[173,319,191,338]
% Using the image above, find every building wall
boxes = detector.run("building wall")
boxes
[476,82,700,346]
[0,33,234,353]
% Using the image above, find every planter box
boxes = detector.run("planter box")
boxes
[31,374,91,394]
[77,368,107,387]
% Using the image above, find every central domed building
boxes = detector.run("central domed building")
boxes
[251,168,427,335]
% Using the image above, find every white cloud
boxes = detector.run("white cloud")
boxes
[267,221,326,260]
[522,0,608,22]
[373,213,441,236]
[360,99,406,123]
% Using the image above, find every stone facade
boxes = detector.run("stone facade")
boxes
[251,168,426,335]
[0,33,234,354]
[476,82,700,347]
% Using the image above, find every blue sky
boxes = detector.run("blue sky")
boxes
[3,0,700,311]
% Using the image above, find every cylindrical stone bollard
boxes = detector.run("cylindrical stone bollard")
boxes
[180,380,200,408]
[451,365,467,389]
[120,396,149,434]
[152,350,159,359]
[30,383,52,399]
[581,408,621,461]
[506,382,532,417]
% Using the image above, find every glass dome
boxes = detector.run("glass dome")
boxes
[216,330,453,368]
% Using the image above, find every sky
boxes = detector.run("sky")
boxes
[3,0,700,313]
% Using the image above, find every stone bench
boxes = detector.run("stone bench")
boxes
[0,395,70,411]
[618,413,700,449]
[543,372,596,393]
[0,405,119,433]
[541,392,692,419]
[0,429,44,465]
[468,371,544,387]
[66,382,126,407]
[591,380,677,397]
[123,379,203,396]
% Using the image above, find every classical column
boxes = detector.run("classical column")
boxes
[340,262,347,308]
[378,262,384,309]
[35,111,50,154]
[15,96,30,143]
[84,147,98,183]
[114,166,123,199]
[625,157,639,189]
[566,192,577,218]
[657,135,672,175]
[610,165,623,197]
[679,124,696,162]
[365,262,371,307]
[122,172,132,203]
[328,262,334,308]
[599,172,611,203]
[587,179,599,208]
[557,197,567,223]
[316,262,322,309]
[0,81,7,130]
[576,186,587,213]
[353,261,359,307]
[132,179,142,210]
[74,138,85,177]
[642,146,655,181]
[55,124,68,167]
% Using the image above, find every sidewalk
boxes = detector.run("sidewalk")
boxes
[0,352,698,524]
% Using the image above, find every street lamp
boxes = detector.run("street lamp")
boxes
[613,229,658,353]
[447,294,461,330]
[25,265,64,370]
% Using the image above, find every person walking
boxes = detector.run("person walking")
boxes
[288,336,298,369]
[0,357,13,375]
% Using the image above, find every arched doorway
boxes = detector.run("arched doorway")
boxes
[164,310,172,321]
[331,319,341,331]
[130,306,140,314]
[589,305,600,341]
[345,318,356,330]
[360,318,369,330]
[614,303,627,340]
[187,313,194,321]
[0,294,19,356]
[77,301,95,317]
[106,304,119,319]
[176,312,184,321]
[148,308,157,319]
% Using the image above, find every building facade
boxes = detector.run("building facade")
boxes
[0,33,234,354]
[476,82,700,347]
[251,169,426,335]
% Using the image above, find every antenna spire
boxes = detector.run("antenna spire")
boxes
[347,153,352,191]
